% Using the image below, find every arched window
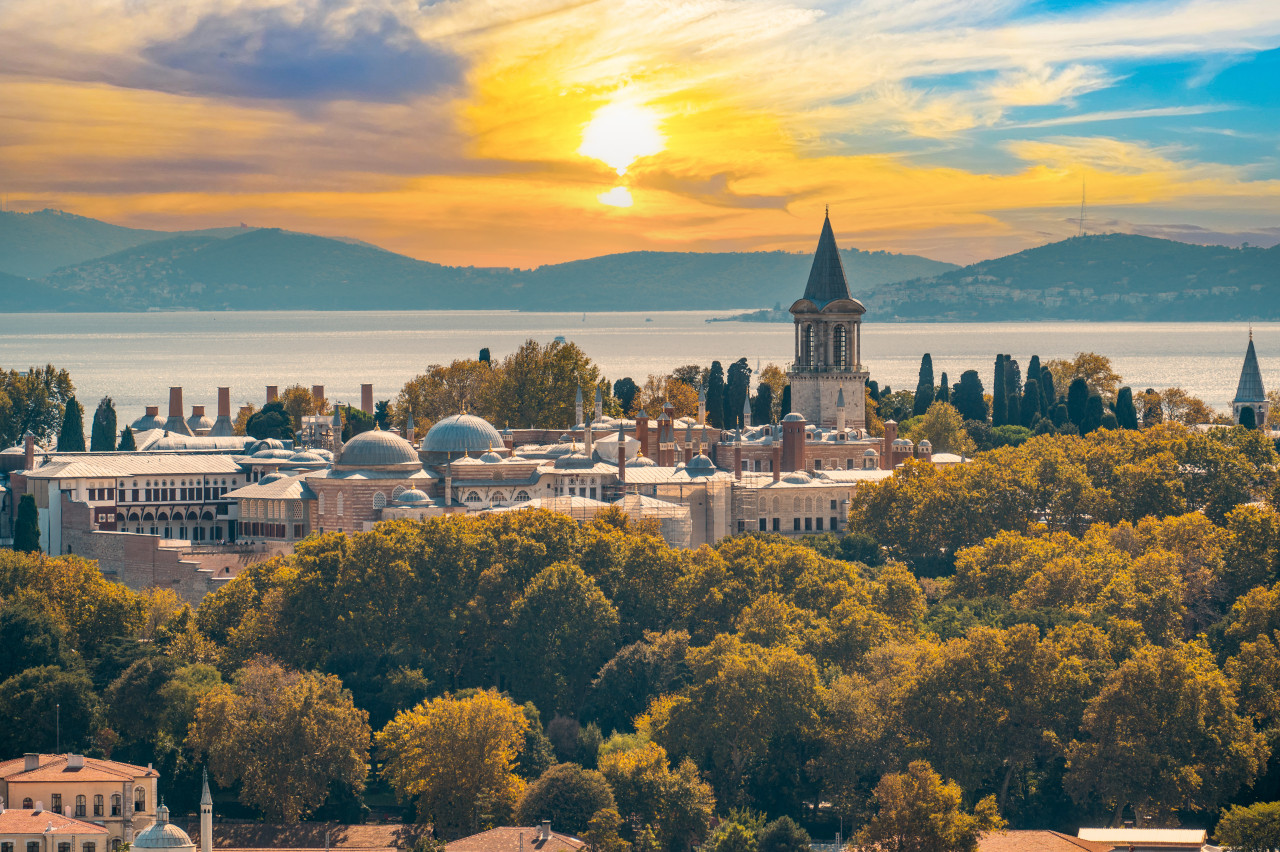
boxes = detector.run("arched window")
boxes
[834,325,847,367]
[318,493,326,515]
[336,493,344,517]
[134,787,145,813]
[514,490,531,503]
[372,492,386,509]
[490,491,506,505]
[805,497,814,512]
[802,324,815,366]
[793,497,802,512]
[465,491,482,503]
[392,485,407,498]
[22,798,33,809]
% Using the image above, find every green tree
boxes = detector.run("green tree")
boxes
[1065,642,1267,825]
[758,817,810,852]
[377,689,528,837]
[726,359,751,430]
[279,384,328,428]
[992,355,1007,426]
[585,807,630,852]
[1115,387,1139,430]
[751,384,774,426]
[913,355,935,417]
[614,378,640,415]
[905,402,976,456]
[489,339,602,429]
[480,347,491,363]
[936,372,950,405]
[374,400,392,430]
[57,395,85,452]
[1082,392,1105,434]
[0,665,102,756]
[13,494,40,553]
[516,702,558,782]
[1021,377,1041,427]
[1216,800,1280,851]
[341,406,374,441]
[1005,357,1022,428]
[1067,378,1089,428]
[90,397,117,452]
[706,362,726,428]
[0,596,76,681]
[858,761,1004,852]
[245,401,295,441]
[396,359,497,428]
[1,364,75,447]
[599,742,716,852]
[952,371,988,423]
[118,426,136,451]
[188,659,370,823]
[779,385,791,418]
[515,763,616,836]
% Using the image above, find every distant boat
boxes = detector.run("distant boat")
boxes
[645,318,653,322]
[553,335,567,343]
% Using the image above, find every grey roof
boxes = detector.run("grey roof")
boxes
[802,214,852,307]
[396,488,430,503]
[226,472,316,501]
[837,387,846,407]
[140,434,252,453]
[209,416,236,438]
[28,454,246,480]
[308,468,437,481]
[131,807,193,850]
[422,414,505,455]
[1234,335,1266,403]
[336,429,420,468]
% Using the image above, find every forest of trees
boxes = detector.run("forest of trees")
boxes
[4,418,1280,849]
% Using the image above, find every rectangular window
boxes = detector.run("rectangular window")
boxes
[754,460,761,471]
[95,795,103,816]
[831,499,838,510]
[831,516,839,530]
[144,488,152,501]
[84,844,97,852]
[741,460,748,471]
[3,842,14,852]
[813,459,822,469]
[737,520,745,532]
[590,487,597,499]
[52,794,62,812]
[804,517,812,531]
[846,458,854,469]
[772,518,780,531]
[816,517,824,531]
[758,518,767,531]
[793,518,801,531]
[132,489,139,502]
[28,842,40,852]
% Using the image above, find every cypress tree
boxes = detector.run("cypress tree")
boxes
[1066,378,1090,427]
[57,397,85,453]
[1101,410,1119,430]
[1041,366,1056,410]
[1142,388,1162,425]
[1051,402,1069,427]
[913,354,935,417]
[14,494,40,553]
[479,347,491,363]
[705,361,725,428]
[779,385,791,418]
[1240,405,1257,429]
[90,397,117,452]
[1027,355,1042,390]
[118,426,137,452]
[1082,392,1105,433]
[953,370,988,422]
[867,380,881,402]
[936,372,949,404]
[751,384,774,425]
[1022,377,1041,427]
[725,358,751,429]
[991,355,1007,426]
[1005,358,1022,428]
[1115,387,1139,429]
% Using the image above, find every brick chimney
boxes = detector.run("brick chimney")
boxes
[361,384,374,415]
[312,385,325,408]
[211,387,235,437]
[163,387,194,435]
[781,414,805,472]
[636,412,649,459]
[772,443,782,482]
[733,442,743,481]
[24,432,34,471]
[881,420,897,471]
[266,385,278,404]
[617,423,627,484]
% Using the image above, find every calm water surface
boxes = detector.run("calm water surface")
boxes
[0,311,1268,418]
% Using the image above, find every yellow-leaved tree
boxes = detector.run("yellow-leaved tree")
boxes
[377,689,529,838]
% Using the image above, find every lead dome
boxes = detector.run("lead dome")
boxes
[133,805,194,852]
[336,429,421,470]
[422,414,505,457]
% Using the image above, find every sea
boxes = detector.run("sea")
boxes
[0,311,1269,419]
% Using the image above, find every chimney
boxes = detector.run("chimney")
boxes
[540,821,551,841]
[211,388,235,437]
[191,405,206,417]
[266,385,278,404]
[772,443,782,483]
[24,753,39,772]
[781,414,805,472]
[68,754,84,769]
[882,420,897,471]
[361,384,374,415]
[617,424,627,484]
[33,800,43,814]
[145,405,159,418]
[163,388,194,435]
[312,385,325,408]
[24,432,35,471]
[636,412,649,459]
[733,442,742,481]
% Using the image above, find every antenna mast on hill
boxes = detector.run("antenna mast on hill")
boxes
[1078,177,1086,237]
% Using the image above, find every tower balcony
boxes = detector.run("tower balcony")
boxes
[787,363,866,374]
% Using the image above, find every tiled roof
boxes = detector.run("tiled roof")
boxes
[307,469,437,482]
[1234,335,1266,403]
[187,822,429,851]
[801,214,853,307]
[979,831,1110,852]
[446,827,585,852]
[27,455,245,480]
[616,467,734,484]
[0,754,156,783]
[0,809,110,835]
[1078,827,1207,847]
[226,474,316,501]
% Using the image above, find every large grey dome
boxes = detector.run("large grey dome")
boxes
[336,429,421,469]
[133,806,194,851]
[422,414,505,455]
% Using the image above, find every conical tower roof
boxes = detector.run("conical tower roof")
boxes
[802,212,852,307]
[1234,334,1266,403]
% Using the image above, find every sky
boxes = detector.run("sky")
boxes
[1,0,1278,267]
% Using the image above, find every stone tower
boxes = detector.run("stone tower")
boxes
[200,769,213,852]
[1233,331,1267,427]
[787,213,869,429]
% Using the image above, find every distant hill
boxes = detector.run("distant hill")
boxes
[872,234,1280,321]
[29,219,954,312]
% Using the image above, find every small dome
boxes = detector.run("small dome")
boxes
[133,806,194,851]
[918,440,933,450]
[863,448,879,456]
[629,454,656,468]
[781,470,813,484]
[685,454,717,475]
[252,448,295,460]
[893,438,913,448]
[187,414,214,432]
[287,451,326,464]
[257,472,288,485]
[422,414,505,455]
[337,429,421,469]
[782,413,806,422]
[396,488,430,503]
[479,450,504,464]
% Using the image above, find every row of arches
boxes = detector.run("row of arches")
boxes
[797,322,857,369]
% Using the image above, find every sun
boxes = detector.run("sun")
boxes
[579,100,665,176]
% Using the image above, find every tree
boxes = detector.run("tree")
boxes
[279,384,328,428]
[118,426,136,451]
[1066,378,1089,428]
[614,378,640,415]
[599,742,716,852]
[397,360,498,428]
[377,689,528,838]
[758,365,789,423]
[758,817,810,852]
[13,494,40,553]
[515,763,616,836]
[857,761,1004,852]
[726,359,751,429]
[57,396,85,452]
[936,372,949,405]
[1216,800,1280,852]
[635,377,699,420]
[991,355,1007,427]
[0,596,76,681]
[0,665,102,756]
[488,339,601,429]
[506,563,619,714]
[952,371,988,423]
[341,406,374,441]
[1065,642,1267,825]
[1020,377,1041,427]
[906,402,976,456]
[751,384,774,426]
[480,347,491,363]
[374,400,392,430]
[1115,387,1139,430]
[233,402,256,436]
[706,361,726,428]
[1082,392,1105,434]
[1241,404,1257,429]
[585,808,630,852]
[1004,357,1022,428]
[245,401,295,441]
[90,397,117,452]
[1159,387,1216,425]
[913,355,935,417]
[0,364,75,447]
[1040,365,1056,411]
[188,659,370,823]
[779,385,791,418]
[1045,353,1122,399]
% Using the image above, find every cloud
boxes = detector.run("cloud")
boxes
[138,4,461,102]
[987,64,1113,106]
[1010,104,1230,128]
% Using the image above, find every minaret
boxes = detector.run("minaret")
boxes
[575,387,584,430]
[405,409,415,444]
[697,387,707,426]
[617,422,627,484]
[331,408,343,455]
[683,420,694,463]
[742,395,752,429]
[594,386,603,423]
[836,386,846,433]
[200,769,212,852]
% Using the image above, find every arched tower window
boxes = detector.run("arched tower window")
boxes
[834,325,847,368]
[804,325,816,366]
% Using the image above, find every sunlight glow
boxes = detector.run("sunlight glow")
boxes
[579,101,665,175]
[596,186,634,207]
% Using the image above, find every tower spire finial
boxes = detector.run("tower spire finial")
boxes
[825,203,829,218]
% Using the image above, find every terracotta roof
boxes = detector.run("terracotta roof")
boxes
[187,823,429,851]
[0,754,157,783]
[979,831,1111,852]
[0,809,110,835]
[446,827,585,852]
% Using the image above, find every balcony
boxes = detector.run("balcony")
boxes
[787,363,866,374]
